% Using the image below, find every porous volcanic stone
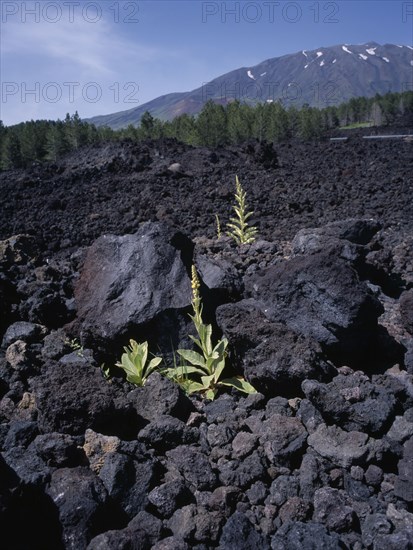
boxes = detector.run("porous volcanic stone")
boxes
[270,521,343,549]
[244,248,384,367]
[128,372,193,422]
[2,321,47,348]
[30,360,137,436]
[98,450,158,518]
[400,289,413,334]
[166,445,217,491]
[218,511,270,549]
[148,479,193,518]
[313,487,356,532]
[72,222,192,342]
[394,436,413,502]
[138,415,198,451]
[217,300,334,397]
[307,423,371,468]
[45,467,124,550]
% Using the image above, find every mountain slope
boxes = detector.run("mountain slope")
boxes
[87,42,413,129]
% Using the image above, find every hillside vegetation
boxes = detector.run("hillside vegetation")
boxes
[1,91,412,170]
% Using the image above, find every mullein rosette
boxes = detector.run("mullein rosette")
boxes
[165,266,256,400]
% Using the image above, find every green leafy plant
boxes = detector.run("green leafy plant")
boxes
[115,339,162,387]
[101,363,111,380]
[215,213,222,239]
[164,350,196,395]
[227,175,258,245]
[165,266,256,400]
[65,337,84,357]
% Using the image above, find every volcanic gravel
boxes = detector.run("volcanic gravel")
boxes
[0,132,412,256]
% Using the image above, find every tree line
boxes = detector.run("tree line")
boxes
[1,91,412,170]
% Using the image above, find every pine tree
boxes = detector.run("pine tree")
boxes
[140,111,155,138]
[196,100,228,147]
[227,101,253,144]
[0,121,9,169]
[169,114,197,144]
[46,121,71,161]
[7,132,23,168]
[265,102,289,142]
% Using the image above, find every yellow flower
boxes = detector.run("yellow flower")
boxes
[191,265,200,295]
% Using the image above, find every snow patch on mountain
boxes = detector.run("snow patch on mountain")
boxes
[366,48,376,55]
[247,70,256,80]
[316,51,323,57]
[359,54,368,60]
[342,46,353,54]
[302,50,307,57]
[332,59,337,64]
[320,60,325,66]
[382,57,390,63]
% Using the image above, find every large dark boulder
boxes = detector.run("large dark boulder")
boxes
[244,249,384,368]
[71,222,192,348]
[217,300,334,397]
[291,218,381,257]
[302,371,398,437]
[30,358,139,437]
[98,450,159,519]
[45,467,124,550]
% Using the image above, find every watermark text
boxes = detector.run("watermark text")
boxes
[1,1,140,23]
[201,2,339,24]
[202,79,343,106]
[2,81,140,104]
[402,2,413,22]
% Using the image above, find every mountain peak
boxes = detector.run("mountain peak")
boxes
[87,42,413,130]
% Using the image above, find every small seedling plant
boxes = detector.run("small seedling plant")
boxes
[165,266,256,400]
[115,339,162,387]
[215,213,222,239]
[65,337,84,357]
[227,175,258,245]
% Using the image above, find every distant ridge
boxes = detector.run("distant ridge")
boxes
[87,42,413,129]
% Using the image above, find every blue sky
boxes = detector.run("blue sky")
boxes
[1,0,412,126]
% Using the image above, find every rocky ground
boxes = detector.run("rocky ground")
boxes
[0,130,412,549]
